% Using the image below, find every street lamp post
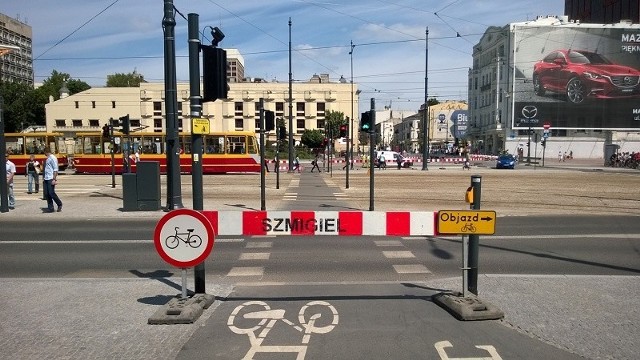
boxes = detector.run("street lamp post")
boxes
[349,41,355,171]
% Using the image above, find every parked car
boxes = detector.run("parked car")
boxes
[375,151,413,168]
[532,49,640,104]
[496,154,516,169]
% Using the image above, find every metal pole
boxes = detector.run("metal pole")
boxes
[188,13,206,294]
[350,41,355,171]
[181,268,188,299]
[276,138,280,189]
[526,126,531,164]
[163,0,183,210]
[0,96,8,213]
[288,18,294,172]
[462,235,469,298]
[110,123,115,188]
[260,98,266,210]
[468,175,482,295]
[421,27,429,170]
[369,98,375,211]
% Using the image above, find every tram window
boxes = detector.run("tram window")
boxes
[227,136,246,154]
[247,136,257,154]
[179,136,192,154]
[82,136,102,154]
[26,136,46,154]
[204,135,224,154]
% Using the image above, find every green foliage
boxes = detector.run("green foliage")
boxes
[0,81,42,132]
[106,70,145,87]
[300,129,324,149]
[35,70,90,101]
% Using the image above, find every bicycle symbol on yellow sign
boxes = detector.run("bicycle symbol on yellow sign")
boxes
[437,210,496,235]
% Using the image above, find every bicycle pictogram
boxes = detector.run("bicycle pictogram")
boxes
[227,300,339,360]
[461,222,476,233]
[164,226,203,249]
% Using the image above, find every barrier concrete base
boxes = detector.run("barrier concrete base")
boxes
[433,292,504,321]
[148,293,215,325]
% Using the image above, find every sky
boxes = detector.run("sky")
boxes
[3,0,564,112]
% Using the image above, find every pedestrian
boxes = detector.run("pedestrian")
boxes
[293,156,301,173]
[558,150,562,162]
[5,151,16,209]
[43,146,63,213]
[396,154,403,170]
[311,154,321,172]
[25,154,40,194]
[264,159,270,172]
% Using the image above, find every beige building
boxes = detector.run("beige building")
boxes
[45,74,359,150]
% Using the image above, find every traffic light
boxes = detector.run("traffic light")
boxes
[360,111,372,132]
[278,125,287,140]
[541,139,546,147]
[202,46,228,102]
[265,111,275,132]
[119,114,130,135]
[339,124,347,138]
[102,124,110,138]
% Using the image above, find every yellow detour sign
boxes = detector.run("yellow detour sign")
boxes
[437,210,496,235]
[192,118,210,134]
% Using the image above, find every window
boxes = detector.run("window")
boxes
[297,119,305,133]
[227,135,246,154]
[204,135,225,154]
[297,102,305,113]
[317,119,325,129]
[276,102,284,112]
[55,120,66,127]
[92,101,96,109]
[112,101,116,108]
[153,101,162,111]
[131,119,140,129]
[317,102,325,113]
[72,120,83,127]
[235,118,244,129]
[89,119,99,127]
[75,101,79,109]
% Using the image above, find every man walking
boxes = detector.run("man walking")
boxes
[43,146,63,213]
[5,151,16,209]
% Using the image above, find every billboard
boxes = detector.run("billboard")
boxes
[512,25,640,130]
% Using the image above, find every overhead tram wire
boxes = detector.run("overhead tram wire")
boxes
[35,0,120,60]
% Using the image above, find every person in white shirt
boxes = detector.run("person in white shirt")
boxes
[5,151,16,209]
[43,146,63,213]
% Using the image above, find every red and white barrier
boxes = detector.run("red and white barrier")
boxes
[201,210,437,236]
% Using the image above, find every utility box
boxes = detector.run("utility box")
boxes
[122,173,138,211]
[122,161,161,211]
[136,161,161,211]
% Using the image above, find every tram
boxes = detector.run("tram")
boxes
[4,132,68,174]
[72,131,261,174]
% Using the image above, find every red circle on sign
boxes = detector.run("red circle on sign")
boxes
[543,123,551,130]
[153,209,215,268]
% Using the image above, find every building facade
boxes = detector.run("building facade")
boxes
[0,13,33,85]
[45,74,358,150]
[565,0,639,24]
[468,15,640,159]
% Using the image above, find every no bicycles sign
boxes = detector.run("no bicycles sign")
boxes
[154,209,215,268]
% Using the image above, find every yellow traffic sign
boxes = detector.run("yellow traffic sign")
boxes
[437,210,496,235]
[192,118,210,134]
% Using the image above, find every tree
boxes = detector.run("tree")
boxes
[300,129,325,149]
[324,110,345,139]
[0,81,42,132]
[36,70,90,102]
[106,70,145,87]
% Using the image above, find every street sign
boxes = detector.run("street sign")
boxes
[437,210,496,235]
[192,118,210,135]
[154,209,215,268]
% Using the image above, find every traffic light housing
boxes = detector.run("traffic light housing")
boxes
[541,139,546,147]
[339,124,347,138]
[102,124,110,138]
[265,111,275,132]
[119,114,130,135]
[202,46,228,102]
[278,125,287,140]
[360,111,372,132]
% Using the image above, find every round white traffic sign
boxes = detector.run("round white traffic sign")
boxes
[154,209,215,268]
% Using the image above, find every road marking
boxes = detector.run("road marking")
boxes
[435,340,502,360]
[228,300,338,359]
[393,264,431,274]
[216,238,245,243]
[383,251,415,259]
[0,240,152,244]
[374,240,403,247]
[246,241,273,249]
[239,253,271,260]
[227,267,264,276]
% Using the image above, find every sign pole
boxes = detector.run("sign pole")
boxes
[181,268,188,299]
[462,235,469,298]
[468,175,482,295]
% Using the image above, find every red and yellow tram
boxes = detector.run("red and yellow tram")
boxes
[72,131,261,174]
[5,132,69,175]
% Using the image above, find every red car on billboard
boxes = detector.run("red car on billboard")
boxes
[533,49,640,104]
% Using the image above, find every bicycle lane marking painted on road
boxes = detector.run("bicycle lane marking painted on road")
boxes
[227,300,339,359]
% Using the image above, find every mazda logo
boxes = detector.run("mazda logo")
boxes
[522,105,538,119]
[624,76,632,85]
